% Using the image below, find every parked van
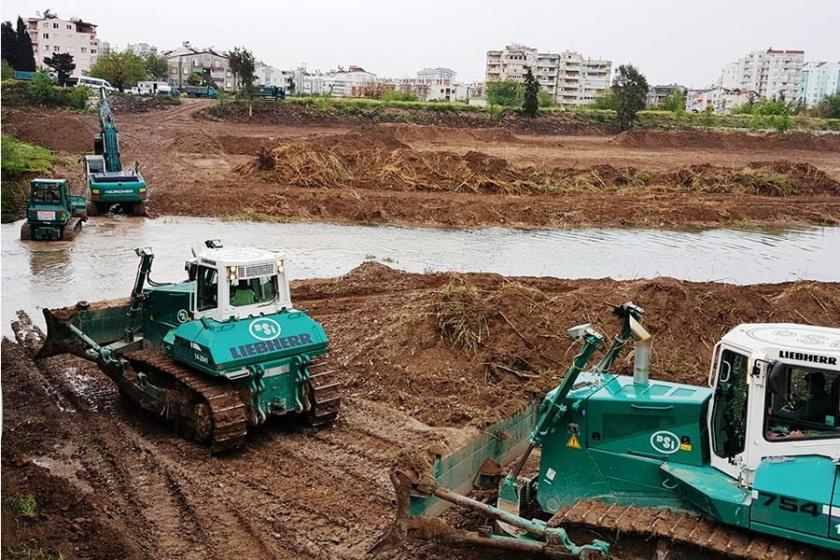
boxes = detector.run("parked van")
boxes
[137,81,173,96]
[75,76,116,91]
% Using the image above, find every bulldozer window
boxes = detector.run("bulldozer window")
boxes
[31,183,62,204]
[764,367,839,441]
[197,266,218,311]
[229,276,277,307]
[711,349,749,459]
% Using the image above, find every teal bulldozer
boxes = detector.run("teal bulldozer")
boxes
[37,240,341,450]
[20,178,87,240]
[375,304,840,558]
[85,89,149,216]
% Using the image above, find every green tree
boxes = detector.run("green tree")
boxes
[28,70,56,104]
[228,47,256,95]
[660,89,686,113]
[15,16,35,71]
[751,98,788,116]
[144,53,168,81]
[287,75,295,95]
[593,88,617,110]
[537,89,555,108]
[90,50,147,91]
[187,71,202,86]
[1,59,13,80]
[522,66,539,117]
[486,80,523,107]
[2,21,18,68]
[612,64,649,130]
[815,92,840,119]
[44,52,75,86]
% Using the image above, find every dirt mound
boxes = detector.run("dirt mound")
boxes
[1,108,97,152]
[379,123,521,144]
[107,94,181,114]
[236,132,840,197]
[169,133,224,154]
[614,129,840,152]
[217,135,282,155]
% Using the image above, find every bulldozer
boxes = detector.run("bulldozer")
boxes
[20,178,87,240]
[375,304,840,559]
[36,240,341,451]
[85,88,149,216]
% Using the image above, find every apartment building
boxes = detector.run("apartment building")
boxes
[26,11,98,75]
[799,61,840,107]
[322,66,377,97]
[485,44,611,107]
[719,48,805,102]
[126,43,157,56]
[646,84,687,109]
[162,42,234,91]
[389,67,459,101]
[255,60,285,88]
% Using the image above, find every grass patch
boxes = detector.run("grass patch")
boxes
[3,541,65,560]
[4,494,38,519]
[1,134,54,176]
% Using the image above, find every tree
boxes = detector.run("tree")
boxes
[486,80,523,107]
[144,53,168,81]
[90,50,147,91]
[660,89,686,113]
[228,47,256,95]
[2,21,17,68]
[593,88,617,110]
[612,64,649,130]
[15,16,35,71]
[287,75,295,95]
[187,71,202,86]
[537,89,555,108]
[44,52,75,86]
[815,92,840,119]
[522,66,539,117]
[29,70,56,104]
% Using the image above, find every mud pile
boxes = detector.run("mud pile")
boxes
[614,129,840,152]
[1,108,97,152]
[237,130,840,197]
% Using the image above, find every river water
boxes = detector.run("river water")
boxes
[2,217,839,335]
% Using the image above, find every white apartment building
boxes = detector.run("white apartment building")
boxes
[26,11,99,75]
[126,43,157,56]
[799,61,840,107]
[255,60,285,87]
[162,42,235,91]
[486,44,611,107]
[720,48,804,102]
[322,66,377,97]
[687,87,754,114]
[389,67,459,101]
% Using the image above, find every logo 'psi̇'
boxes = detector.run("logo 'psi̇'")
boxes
[249,318,281,341]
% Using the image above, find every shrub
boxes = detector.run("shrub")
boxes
[486,80,523,107]
[28,70,55,104]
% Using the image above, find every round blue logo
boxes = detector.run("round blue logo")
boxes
[249,318,281,341]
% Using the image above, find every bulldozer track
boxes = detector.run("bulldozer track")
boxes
[125,349,249,452]
[62,217,83,241]
[306,357,342,427]
[548,500,824,560]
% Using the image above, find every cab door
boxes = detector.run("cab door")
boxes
[831,466,840,542]
[708,346,751,479]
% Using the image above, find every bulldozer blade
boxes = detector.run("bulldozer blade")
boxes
[36,299,132,360]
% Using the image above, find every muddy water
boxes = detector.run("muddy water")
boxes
[2,217,839,335]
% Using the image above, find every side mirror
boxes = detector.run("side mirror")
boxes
[767,360,787,395]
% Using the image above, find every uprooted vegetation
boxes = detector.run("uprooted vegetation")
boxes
[237,128,840,197]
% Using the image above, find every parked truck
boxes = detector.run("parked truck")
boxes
[184,85,218,99]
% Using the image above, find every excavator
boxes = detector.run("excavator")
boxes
[375,304,840,559]
[85,88,149,216]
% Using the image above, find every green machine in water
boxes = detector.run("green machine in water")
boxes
[85,88,149,216]
[37,240,341,450]
[376,304,840,558]
[20,178,87,241]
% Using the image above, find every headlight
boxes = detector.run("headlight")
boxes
[276,259,285,273]
[228,266,237,281]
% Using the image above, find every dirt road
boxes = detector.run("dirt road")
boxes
[3,100,839,228]
[3,264,840,559]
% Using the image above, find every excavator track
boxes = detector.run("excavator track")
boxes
[306,357,341,427]
[125,349,249,452]
[548,500,824,560]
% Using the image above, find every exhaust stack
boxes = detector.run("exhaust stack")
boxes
[629,316,651,385]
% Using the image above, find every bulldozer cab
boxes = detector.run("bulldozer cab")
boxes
[30,179,68,208]
[188,241,293,322]
[708,324,840,481]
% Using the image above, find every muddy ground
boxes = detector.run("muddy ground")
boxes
[3,264,840,559]
[2,101,839,228]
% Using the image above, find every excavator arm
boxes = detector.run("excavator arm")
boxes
[98,88,123,172]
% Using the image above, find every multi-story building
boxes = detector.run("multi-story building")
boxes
[388,67,459,101]
[799,61,840,107]
[485,44,611,107]
[126,43,157,57]
[719,48,805,102]
[687,86,755,114]
[321,65,377,97]
[26,11,98,75]
[646,84,688,109]
[162,42,235,91]
[255,60,285,87]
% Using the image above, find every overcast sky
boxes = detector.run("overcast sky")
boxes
[2,0,838,87]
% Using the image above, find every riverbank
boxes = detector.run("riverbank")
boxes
[3,264,839,559]
[2,101,839,229]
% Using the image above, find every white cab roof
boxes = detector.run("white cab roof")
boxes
[197,247,282,266]
[722,323,840,368]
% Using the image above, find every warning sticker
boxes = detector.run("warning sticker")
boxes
[566,434,581,449]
